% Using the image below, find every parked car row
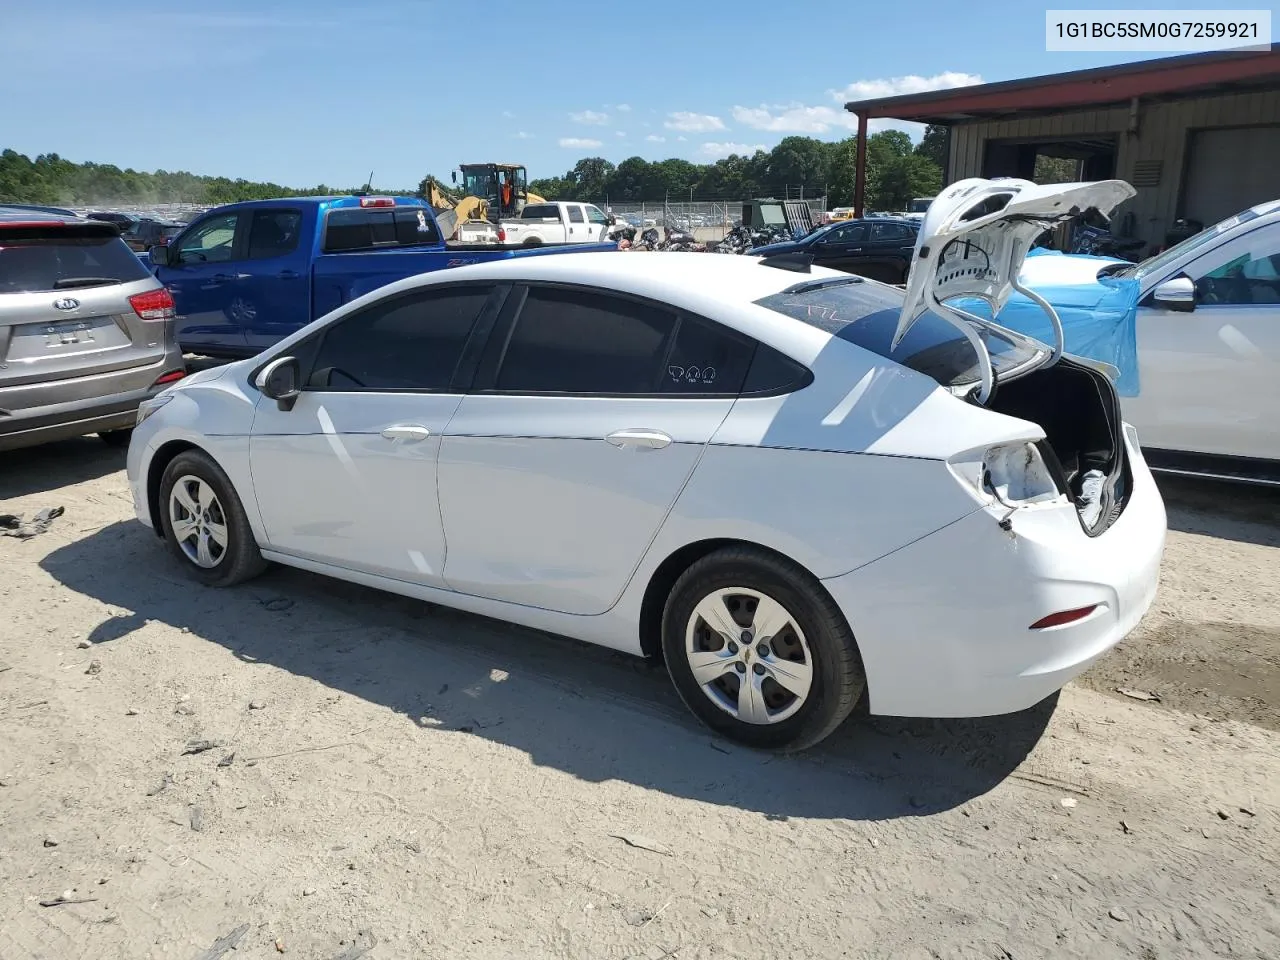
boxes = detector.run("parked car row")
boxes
[5,179,1276,752]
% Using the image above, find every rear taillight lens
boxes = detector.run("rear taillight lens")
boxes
[152,370,186,387]
[1030,605,1099,629]
[497,227,506,243]
[128,288,175,321]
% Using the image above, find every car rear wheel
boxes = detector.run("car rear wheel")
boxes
[662,547,865,751]
[158,450,267,587]
[98,429,133,448]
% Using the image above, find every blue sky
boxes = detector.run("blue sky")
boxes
[2,0,1178,189]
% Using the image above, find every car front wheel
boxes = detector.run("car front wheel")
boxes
[662,547,865,751]
[158,450,267,587]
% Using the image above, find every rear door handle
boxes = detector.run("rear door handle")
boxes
[605,428,672,450]
[380,423,431,442]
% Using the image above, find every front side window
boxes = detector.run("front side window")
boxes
[177,213,239,264]
[247,209,303,260]
[585,205,610,225]
[496,287,676,394]
[1191,228,1280,305]
[824,223,867,244]
[306,286,493,391]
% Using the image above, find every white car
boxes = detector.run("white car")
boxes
[1024,200,1280,482]
[126,178,1167,751]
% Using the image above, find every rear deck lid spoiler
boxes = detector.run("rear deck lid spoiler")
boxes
[896,178,1136,402]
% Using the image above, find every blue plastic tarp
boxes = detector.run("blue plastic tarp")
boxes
[953,248,1143,396]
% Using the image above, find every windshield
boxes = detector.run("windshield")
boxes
[1124,207,1263,280]
[461,167,498,203]
[756,279,1045,388]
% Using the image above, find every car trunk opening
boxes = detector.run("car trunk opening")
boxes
[984,356,1129,535]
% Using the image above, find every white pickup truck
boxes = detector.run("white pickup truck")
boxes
[499,201,614,246]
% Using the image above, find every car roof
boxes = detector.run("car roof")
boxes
[0,210,96,227]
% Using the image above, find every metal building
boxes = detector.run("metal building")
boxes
[844,45,1280,251]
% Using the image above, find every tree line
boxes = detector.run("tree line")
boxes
[525,128,946,209]
[0,149,402,208]
[1,126,946,211]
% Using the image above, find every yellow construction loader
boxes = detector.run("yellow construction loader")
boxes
[427,163,546,241]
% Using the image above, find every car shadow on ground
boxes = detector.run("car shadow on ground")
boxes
[1156,475,1280,548]
[42,521,1057,823]
[1,437,125,501]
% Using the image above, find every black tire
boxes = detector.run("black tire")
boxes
[98,428,133,448]
[521,237,543,247]
[158,450,268,587]
[662,547,864,751]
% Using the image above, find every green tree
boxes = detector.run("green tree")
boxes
[915,124,948,167]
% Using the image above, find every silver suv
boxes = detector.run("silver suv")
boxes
[0,211,185,452]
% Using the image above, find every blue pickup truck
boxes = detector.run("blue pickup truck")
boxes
[148,195,615,357]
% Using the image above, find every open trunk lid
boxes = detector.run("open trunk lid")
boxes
[896,178,1136,403]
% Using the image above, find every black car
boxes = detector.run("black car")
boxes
[751,217,919,284]
[121,218,185,252]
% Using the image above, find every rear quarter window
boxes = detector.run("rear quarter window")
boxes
[323,206,441,252]
[0,226,151,293]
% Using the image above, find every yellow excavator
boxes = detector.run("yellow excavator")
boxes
[427,163,547,241]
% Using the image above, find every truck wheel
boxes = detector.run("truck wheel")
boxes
[522,238,543,247]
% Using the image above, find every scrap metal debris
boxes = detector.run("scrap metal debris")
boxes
[0,506,65,539]
[181,739,219,756]
[192,923,250,960]
[1117,687,1161,702]
[610,834,674,857]
[39,894,97,907]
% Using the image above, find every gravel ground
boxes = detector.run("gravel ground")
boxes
[2,439,1278,960]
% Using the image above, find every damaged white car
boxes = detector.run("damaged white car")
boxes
[127,177,1166,751]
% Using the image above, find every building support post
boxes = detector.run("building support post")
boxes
[854,110,869,218]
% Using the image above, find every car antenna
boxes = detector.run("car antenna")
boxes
[758,251,813,273]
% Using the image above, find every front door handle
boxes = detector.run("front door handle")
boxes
[278,270,301,279]
[380,423,431,442]
[606,428,672,450]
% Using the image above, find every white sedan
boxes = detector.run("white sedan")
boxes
[127,178,1166,750]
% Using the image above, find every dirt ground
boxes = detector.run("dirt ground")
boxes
[2,439,1278,960]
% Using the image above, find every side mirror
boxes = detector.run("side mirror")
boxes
[607,215,616,226]
[1152,275,1196,312]
[150,244,171,267]
[255,356,301,411]
[451,171,457,184]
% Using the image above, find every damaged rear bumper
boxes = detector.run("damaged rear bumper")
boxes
[822,430,1166,718]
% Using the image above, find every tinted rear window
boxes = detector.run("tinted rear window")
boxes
[0,227,151,293]
[522,204,559,219]
[756,278,1042,387]
[322,206,441,252]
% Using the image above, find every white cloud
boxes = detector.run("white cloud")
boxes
[677,135,687,141]
[514,131,533,139]
[502,110,515,119]
[645,134,665,143]
[616,103,632,112]
[615,131,626,137]
[559,137,603,149]
[726,72,983,139]
[570,109,609,125]
[732,103,855,135]
[664,111,726,133]
[700,141,766,159]
[832,71,982,103]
